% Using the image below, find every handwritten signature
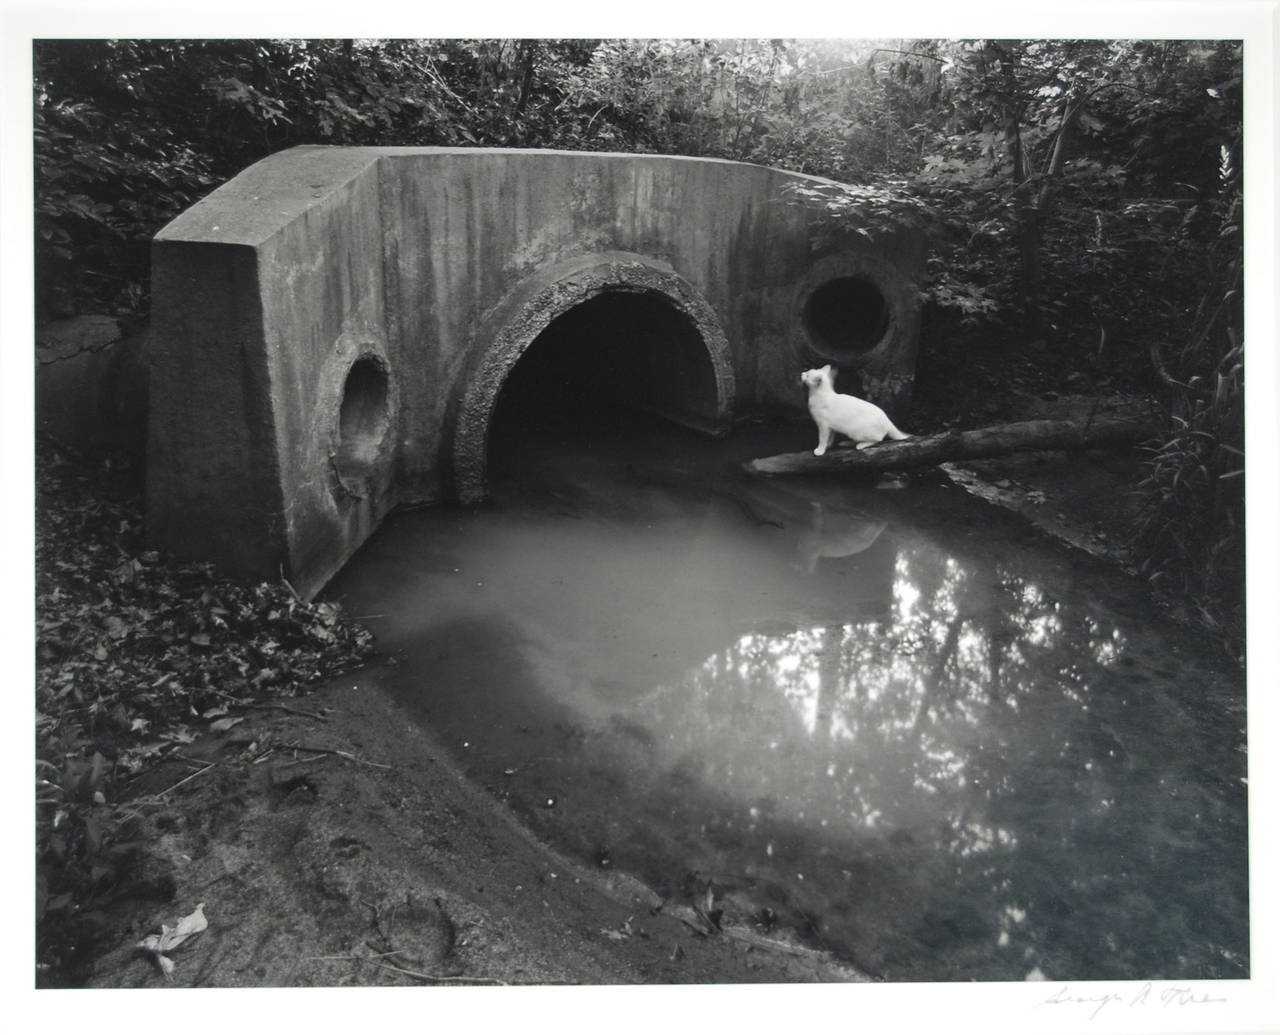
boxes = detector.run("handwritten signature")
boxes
[1039,982,1228,1021]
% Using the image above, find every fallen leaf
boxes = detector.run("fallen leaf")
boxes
[210,716,244,733]
[136,903,208,980]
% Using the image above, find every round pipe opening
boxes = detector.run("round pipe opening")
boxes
[333,356,391,494]
[802,276,891,357]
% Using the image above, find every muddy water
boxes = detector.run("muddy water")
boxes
[326,414,1248,982]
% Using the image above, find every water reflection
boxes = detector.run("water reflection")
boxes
[796,502,887,573]
[608,526,1246,980]
[328,421,1247,982]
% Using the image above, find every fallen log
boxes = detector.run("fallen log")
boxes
[743,410,1157,477]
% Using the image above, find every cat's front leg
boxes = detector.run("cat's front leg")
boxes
[814,423,832,456]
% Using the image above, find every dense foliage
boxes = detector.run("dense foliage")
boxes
[1132,182,1244,647]
[35,39,1242,334]
[34,39,604,316]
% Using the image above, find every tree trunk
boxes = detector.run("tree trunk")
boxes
[999,79,1046,338]
[743,410,1156,478]
[1038,89,1082,210]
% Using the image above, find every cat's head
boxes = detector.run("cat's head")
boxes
[800,365,834,389]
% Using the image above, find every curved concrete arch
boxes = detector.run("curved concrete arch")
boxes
[452,252,736,503]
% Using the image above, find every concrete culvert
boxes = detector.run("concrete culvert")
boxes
[149,147,922,596]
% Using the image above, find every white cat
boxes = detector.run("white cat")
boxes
[800,365,909,456]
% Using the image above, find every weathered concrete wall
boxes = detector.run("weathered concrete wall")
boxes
[37,315,149,462]
[149,146,924,596]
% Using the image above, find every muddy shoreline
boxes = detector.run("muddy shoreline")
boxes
[86,661,870,987]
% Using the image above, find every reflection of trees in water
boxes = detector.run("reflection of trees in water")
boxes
[631,538,1247,980]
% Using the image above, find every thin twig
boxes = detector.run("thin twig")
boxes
[305,950,404,961]
[279,566,302,602]
[273,752,329,768]
[172,753,218,768]
[866,48,946,65]
[244,702,330,721]
[305,952,505,985]
[144,762,216,799]
[285,743,391,769]
[365,959,505,985]
[723,927,814,958]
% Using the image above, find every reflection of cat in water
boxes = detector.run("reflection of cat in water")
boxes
[800,365,909,455]
[797,501,887,573]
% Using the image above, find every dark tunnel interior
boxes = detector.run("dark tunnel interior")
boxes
[802,276,889,357]
[489,290,719,448]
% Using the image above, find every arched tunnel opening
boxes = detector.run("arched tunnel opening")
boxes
[488,290,721,478]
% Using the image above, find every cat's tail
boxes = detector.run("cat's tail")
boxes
[886,423,910,441]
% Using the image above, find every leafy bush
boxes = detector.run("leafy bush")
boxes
[35,52,218,318]
[1131,189,1244,655]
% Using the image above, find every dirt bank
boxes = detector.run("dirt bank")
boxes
[85,664,868,988]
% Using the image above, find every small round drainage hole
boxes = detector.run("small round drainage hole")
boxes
[333,356,390,493]
[802,276,891,357]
